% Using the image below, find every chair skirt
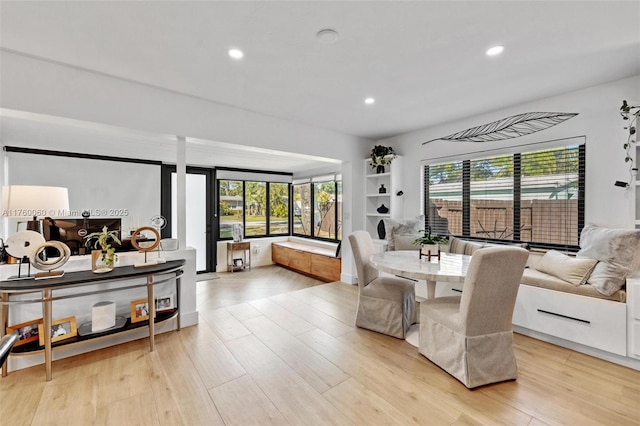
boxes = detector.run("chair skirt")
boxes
[419,316,518,388]
[355,278,416,339]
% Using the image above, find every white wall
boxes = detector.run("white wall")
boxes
[379,75,640,230]
[5,151,160,232]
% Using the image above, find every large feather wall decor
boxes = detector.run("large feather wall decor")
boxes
[422,112,578,145]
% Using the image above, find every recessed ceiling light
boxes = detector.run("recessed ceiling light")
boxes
[228,48,244,59]
[364,97,375,105]
[486,45,504,56]
[317,29,339,44]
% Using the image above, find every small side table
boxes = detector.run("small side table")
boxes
[227,241,251,272]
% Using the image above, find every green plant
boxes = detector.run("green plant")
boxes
[621,100,639,180]
[84,226,121,266]
[413,228,449,246]
[369,145,397,168]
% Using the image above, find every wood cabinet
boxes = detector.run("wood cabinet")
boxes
[271,242,340,282]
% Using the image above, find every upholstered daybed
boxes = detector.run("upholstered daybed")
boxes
[447,235,627,302]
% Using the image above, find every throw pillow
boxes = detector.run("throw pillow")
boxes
[586,261,629,296]
[536,250,598,286]
[576,224,640,295]
[383,215,424,250]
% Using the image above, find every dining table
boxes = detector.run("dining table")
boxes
[370,250,472,299]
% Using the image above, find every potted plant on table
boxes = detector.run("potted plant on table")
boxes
[84,226,121,272]
[370,145,397,174]
[413,228,449,258]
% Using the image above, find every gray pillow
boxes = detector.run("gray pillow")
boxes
[576,224,640,295]
[383,215,424,250]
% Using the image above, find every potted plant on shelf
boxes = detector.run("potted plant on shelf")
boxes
[413,228,449,258]
[370,145,397,174]
[84,226,121,273]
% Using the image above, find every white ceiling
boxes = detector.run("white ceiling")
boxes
[1,1,639,168]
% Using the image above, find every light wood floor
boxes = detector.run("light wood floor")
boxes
[1,265,639,425]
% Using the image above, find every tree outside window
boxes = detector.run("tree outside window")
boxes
[219,180,243,239]
[245,181,266,236]
[269,183,289,235]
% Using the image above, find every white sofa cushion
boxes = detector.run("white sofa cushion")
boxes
[536,250,597,286]
[393,234,420,251]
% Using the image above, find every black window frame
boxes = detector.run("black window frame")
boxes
[217,179,291,241]
[292,179,342,243]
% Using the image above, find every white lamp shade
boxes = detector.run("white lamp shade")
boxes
[2,185,70,218]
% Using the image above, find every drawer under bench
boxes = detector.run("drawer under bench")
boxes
[512,284,627,356]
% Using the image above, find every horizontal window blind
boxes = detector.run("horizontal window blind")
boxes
[425,143,585,249]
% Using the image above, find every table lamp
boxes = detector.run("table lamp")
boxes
[2,185,70,232]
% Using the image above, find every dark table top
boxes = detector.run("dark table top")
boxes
[0,259,185,291]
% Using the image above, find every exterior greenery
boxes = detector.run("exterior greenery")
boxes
[219,180,290,239]
[218,175,341,242]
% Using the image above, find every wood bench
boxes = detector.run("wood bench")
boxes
[271,241,341,282]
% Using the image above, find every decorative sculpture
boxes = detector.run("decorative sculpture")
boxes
[422,112,578,145]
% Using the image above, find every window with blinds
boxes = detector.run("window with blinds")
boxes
[424,144,585,250]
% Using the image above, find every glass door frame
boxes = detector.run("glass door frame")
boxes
[161,165,217,272]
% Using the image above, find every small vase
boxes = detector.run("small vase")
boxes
[378,184,386,194]
[377,220,386,239]
[376,204,389,214]
[92,249,115,273]
[376,165,385,174]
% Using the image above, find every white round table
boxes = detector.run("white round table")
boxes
[370,250,472,299]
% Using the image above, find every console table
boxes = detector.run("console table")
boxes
[0,259,185,381]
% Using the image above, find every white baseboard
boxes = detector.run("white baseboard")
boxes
[514,325,640,371]
[179,310,199,327]
[340,272,357,285]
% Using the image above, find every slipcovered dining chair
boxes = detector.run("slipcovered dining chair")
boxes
[418,246,529,388]
[348,231,417,339]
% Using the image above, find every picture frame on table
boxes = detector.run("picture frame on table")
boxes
[130,298,151,323]
[7,318,43,347]
[38,316,77,346]
[155,294,174,313]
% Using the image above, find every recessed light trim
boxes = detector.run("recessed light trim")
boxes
[364,97,375,105]
[317,29,339,44]
[228,48,244,59]
[486,45,504,56]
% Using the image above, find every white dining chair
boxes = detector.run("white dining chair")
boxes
[418,246,529,388]
[348,231,417,339]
